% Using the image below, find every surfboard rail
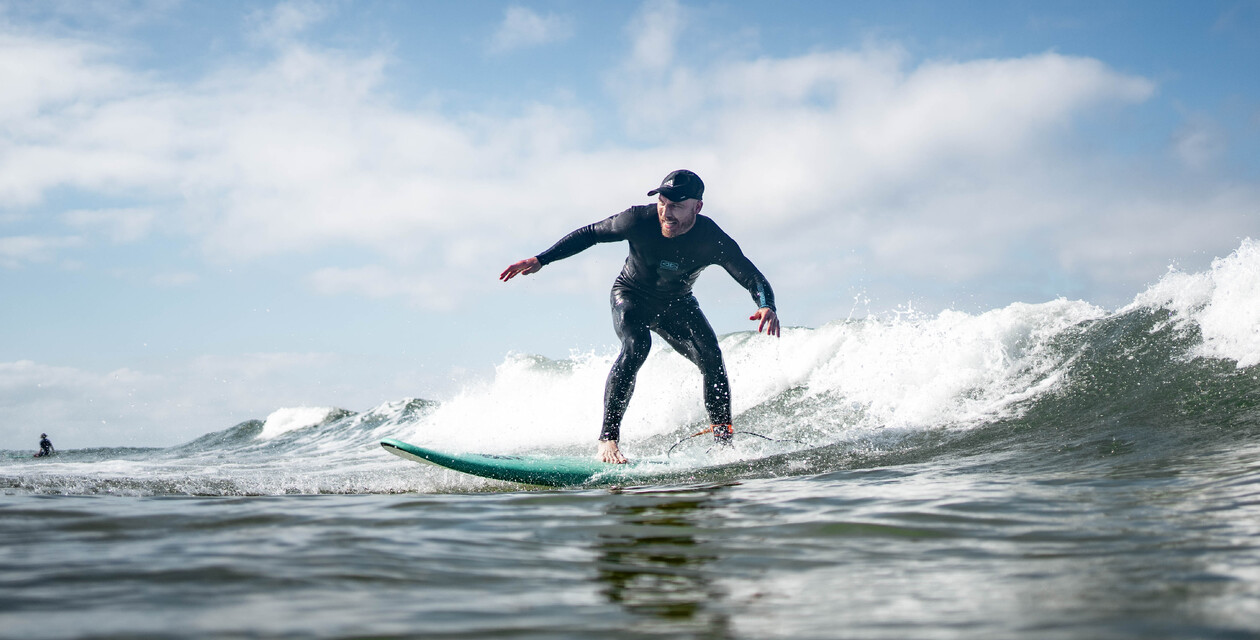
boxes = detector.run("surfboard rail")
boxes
[380,438,670,487]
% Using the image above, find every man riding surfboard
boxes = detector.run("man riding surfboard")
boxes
[501,169,780,463]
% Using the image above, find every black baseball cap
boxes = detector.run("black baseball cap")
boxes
[647,169,704,202]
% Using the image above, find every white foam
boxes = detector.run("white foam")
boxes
[1127,238,1260,368]
[405,352,613,453]
[258,407,342,440]
[400,296,1105,453]
[793,299,1102,432]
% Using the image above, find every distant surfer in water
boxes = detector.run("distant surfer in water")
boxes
[35,433,55,458]
[501,169,780,463]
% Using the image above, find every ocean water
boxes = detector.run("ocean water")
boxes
[3,240,1260,639]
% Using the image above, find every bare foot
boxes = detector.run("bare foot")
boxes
[597,440,628,464]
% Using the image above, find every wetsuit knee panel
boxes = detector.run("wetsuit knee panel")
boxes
[618,329,652,365]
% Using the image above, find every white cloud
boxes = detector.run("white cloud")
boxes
[0,235,84,268]
[0,30,176,207]
[627,0,685,70]
[488,6,573,54]
[0,35,95,121]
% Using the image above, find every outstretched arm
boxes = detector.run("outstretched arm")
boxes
[500,257,542,282]
[501,211,629,283]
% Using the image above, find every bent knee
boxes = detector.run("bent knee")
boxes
[618,332,652,364]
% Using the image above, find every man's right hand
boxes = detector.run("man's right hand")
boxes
[750,307,781,337]
[500,257,542,282]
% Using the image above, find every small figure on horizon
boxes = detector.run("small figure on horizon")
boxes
[35,433,55,458]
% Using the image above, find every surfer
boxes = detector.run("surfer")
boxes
[35,433,54,458]
[501,169,779,464]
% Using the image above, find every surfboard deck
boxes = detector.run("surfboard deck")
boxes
[380,438,674,487]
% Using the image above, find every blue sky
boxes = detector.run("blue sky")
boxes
[2,0,1258,449]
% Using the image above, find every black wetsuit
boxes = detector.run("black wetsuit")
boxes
[38,438,54,457]
[536,204,776,441]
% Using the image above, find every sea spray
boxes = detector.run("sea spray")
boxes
[1127,237,1260,368]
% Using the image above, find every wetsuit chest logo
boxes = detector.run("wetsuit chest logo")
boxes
[659,259,680,271]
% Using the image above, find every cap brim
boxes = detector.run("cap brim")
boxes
[647,188,693,202]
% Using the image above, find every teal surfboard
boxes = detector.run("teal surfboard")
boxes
[380,438,675,487]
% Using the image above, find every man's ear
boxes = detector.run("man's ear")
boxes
[694,200,704,214]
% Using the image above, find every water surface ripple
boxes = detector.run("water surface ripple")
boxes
[5,444,1260,639]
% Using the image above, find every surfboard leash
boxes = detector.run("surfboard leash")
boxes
[666,426,807,457]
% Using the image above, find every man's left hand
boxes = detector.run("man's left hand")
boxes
[750,307,780,337]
